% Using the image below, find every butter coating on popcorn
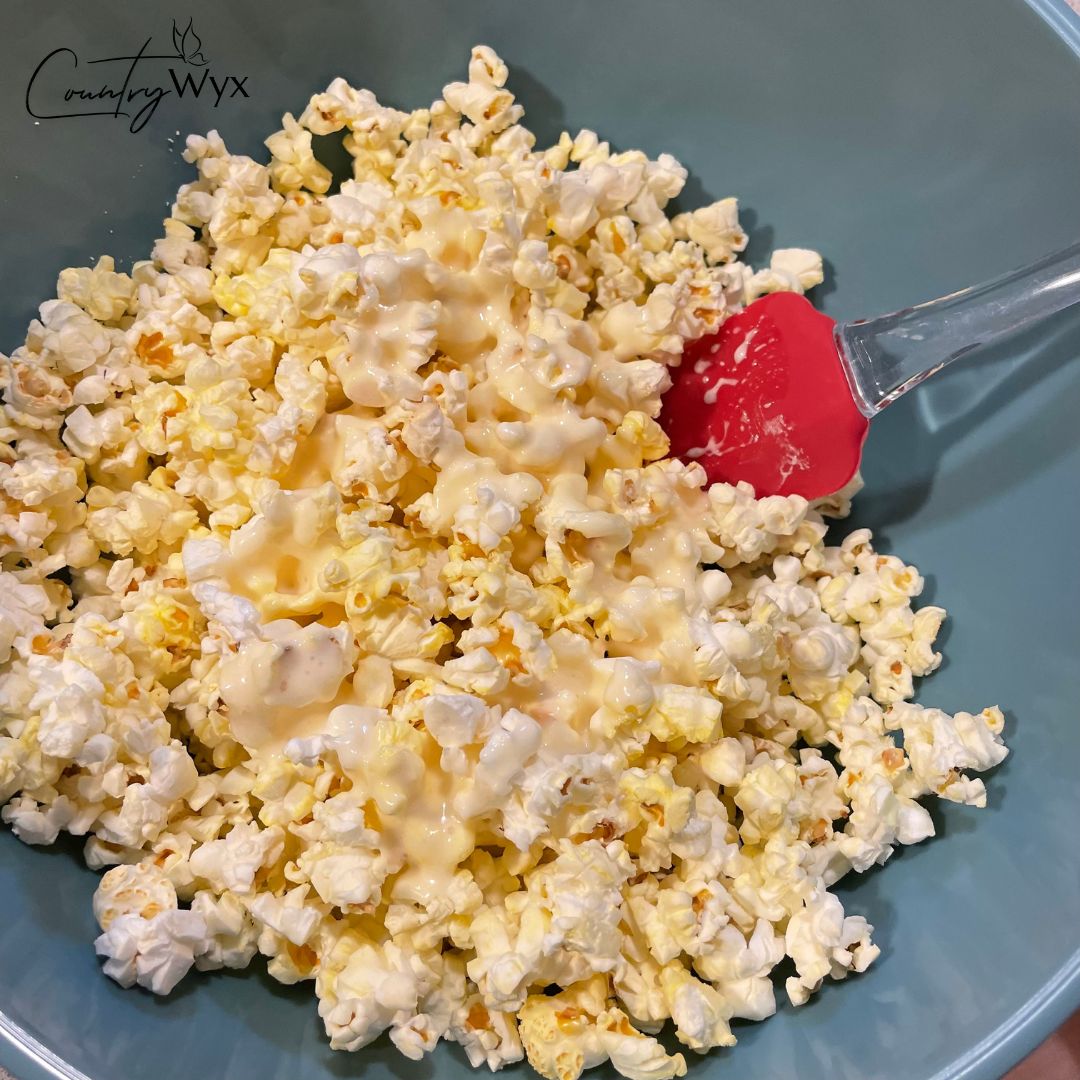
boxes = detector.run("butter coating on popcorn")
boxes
[0,46,1006,1079]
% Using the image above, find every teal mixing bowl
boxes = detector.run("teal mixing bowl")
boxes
[2,1,1080,1077]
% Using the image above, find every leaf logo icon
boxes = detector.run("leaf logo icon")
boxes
[171,18,207,66]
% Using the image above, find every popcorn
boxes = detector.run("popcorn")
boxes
[298,841,396,909]
[0,574,50,663]
[35,300,112,375]
[539,840,634,973]
[94,909,207,994]
[191,889,260,971]
[886,702,1007,807]
[0,44,1006,1080]
[659,966,736,1052]
[450,996,525,1070]
[85,480,199,556]
[146,743,199,804]
[188,822,285,895]
[672,198,747,265]
[2,793,79,845]
[748,248,825,298]
[317,935,436,1051]
[518,983,687,1080]
[57,256,135,324]
[93,862,178,930]
[248,886,323,946]
[95,784,172,848]
[266,113,333,195]
[784,890,880,1006]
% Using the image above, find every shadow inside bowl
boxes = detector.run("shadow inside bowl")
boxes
[853,303,1080,534]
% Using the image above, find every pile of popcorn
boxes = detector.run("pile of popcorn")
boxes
[0,47,1007,1080]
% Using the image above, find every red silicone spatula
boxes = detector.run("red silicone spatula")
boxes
[660,242,1080,499]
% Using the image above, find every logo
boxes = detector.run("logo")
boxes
[26,19,250,134]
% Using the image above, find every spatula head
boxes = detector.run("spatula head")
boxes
[659,292,870,500]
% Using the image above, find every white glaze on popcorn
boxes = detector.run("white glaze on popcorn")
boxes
[218,621,357,749]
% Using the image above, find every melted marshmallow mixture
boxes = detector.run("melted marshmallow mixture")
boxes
[0,47,1007,1080]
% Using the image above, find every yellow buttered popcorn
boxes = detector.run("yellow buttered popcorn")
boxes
[0,45,1006,1078]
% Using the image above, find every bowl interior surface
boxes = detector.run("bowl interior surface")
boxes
[2,2,1080,1079]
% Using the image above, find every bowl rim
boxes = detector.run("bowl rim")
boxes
[2,1,1079,1078]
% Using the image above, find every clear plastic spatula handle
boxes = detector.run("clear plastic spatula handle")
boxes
[835,240,1080,417]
